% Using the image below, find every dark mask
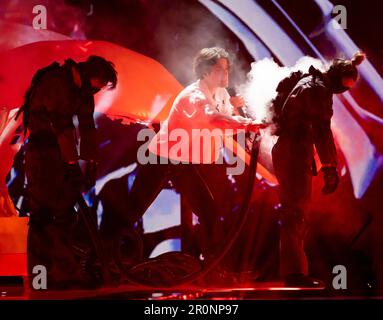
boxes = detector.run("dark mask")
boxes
[327,60,357,94]
[80,79,101,95]
[331,83,350,94]
[90,87,101,94]
[78,63,101,95]
[329,76,351,94]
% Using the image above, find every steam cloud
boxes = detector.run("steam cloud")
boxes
[239,56,325,175]
[240,56,325,123]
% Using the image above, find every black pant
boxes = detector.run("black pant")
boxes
[272,138,312,277]
[25,137,81,285]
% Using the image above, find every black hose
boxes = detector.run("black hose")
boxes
[170,133,261,286]
[79,133,261,288]
[122,133,261,288]
[77,194,112,285]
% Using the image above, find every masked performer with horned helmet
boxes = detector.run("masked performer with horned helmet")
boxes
[271,52,365,287]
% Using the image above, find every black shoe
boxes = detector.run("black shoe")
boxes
[285,274,325,289]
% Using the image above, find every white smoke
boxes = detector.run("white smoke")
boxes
[239,56,325,176]
[240,56,325,123]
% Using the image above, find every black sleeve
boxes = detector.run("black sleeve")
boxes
[310,86,337,167]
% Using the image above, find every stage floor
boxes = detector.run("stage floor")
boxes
[0,278,380,300]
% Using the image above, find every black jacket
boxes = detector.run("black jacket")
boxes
[275,66,337,168]
[25,60,98,162]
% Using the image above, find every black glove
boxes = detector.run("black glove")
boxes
[84,160,97,190]
[321,166,339,195]
[63,162,83,186]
